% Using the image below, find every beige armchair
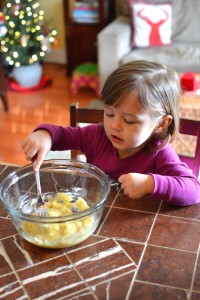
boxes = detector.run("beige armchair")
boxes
[97,0,200,91]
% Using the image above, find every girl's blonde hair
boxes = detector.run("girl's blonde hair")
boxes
[101,60,181,150]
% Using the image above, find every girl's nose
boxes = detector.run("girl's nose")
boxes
[111,117,122,131]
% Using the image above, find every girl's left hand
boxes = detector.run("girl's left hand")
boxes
[118,173,155,199]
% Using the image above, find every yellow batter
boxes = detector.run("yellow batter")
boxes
[22,193,95,248]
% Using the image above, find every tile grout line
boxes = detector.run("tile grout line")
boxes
[114,239,137,267]
[140,242,198,254]
[64,238,136,299]
[158,212,200,222]
[107,205,200,222]
[125,200,163,300]
[0,234,73,274]
[65,253,99,300]
[65,236,110,254]
[187,242,200,299]
[107,204,159,215]
[95,188,121,235]
[0,165,7,175]
[0,240,31,299]
[134,279,190,293]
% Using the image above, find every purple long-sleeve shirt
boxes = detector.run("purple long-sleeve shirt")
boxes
[36,123,200,206]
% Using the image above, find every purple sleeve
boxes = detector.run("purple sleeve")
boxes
[150,145,200,206]
[35,124,79,151]
[35,123,101,154]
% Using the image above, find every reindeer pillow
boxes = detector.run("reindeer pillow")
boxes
[128,1,172,48]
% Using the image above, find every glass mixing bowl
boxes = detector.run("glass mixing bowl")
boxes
[0,159,110,248]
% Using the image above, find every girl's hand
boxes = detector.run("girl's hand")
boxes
[21,130,52,171]
[118,173,155,199]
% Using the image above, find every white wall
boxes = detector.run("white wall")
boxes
[40,0,66,64]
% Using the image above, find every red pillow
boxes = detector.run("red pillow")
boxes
[128,0,172,48]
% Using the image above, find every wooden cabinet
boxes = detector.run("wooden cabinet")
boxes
[63,0,115,75]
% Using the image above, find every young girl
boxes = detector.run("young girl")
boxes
[22,60,200,207]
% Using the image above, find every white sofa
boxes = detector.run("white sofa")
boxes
[97,0,200,91]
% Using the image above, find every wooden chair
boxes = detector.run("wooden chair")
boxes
[70,103,200,177]
[70,102,104,127]
[0,54,9,111]
[178,118,200,177]
[70,102,104,160]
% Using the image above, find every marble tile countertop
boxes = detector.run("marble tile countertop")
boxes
[0,163,200,300]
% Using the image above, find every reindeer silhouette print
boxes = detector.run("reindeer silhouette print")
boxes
[137,7,169,46]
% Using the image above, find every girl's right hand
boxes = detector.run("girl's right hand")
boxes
[118,173,154,199]
[21,129,52,171]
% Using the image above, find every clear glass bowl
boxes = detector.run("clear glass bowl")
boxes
[0,159,110,248]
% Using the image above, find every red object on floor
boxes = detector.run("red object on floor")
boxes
[9,76,52,92]
[180,72,200,91]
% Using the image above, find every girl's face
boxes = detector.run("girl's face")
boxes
[104,93,159,158]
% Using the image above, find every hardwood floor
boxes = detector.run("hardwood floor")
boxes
[0,63,100,166]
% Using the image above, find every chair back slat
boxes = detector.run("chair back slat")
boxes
[70,103,104,159]
[0,54,9,111]
[70,103,104,126]
[179,118,200,177]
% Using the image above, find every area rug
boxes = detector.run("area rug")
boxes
[8,76,52,92]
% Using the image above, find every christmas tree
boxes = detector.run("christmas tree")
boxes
[0,0,57,67]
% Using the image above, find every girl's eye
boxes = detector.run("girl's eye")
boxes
[106,113,114,117]
[124,119,135,124]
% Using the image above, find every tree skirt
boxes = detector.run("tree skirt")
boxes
[9,76,52,92]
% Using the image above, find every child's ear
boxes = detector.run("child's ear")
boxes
[155,115,172,133]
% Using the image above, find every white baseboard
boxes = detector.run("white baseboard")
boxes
[45,48,67,64]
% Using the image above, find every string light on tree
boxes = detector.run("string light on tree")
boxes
[0,13,7,37]
[0,0,57,67]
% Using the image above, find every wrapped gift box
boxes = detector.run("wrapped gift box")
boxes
[180,72,200,91]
